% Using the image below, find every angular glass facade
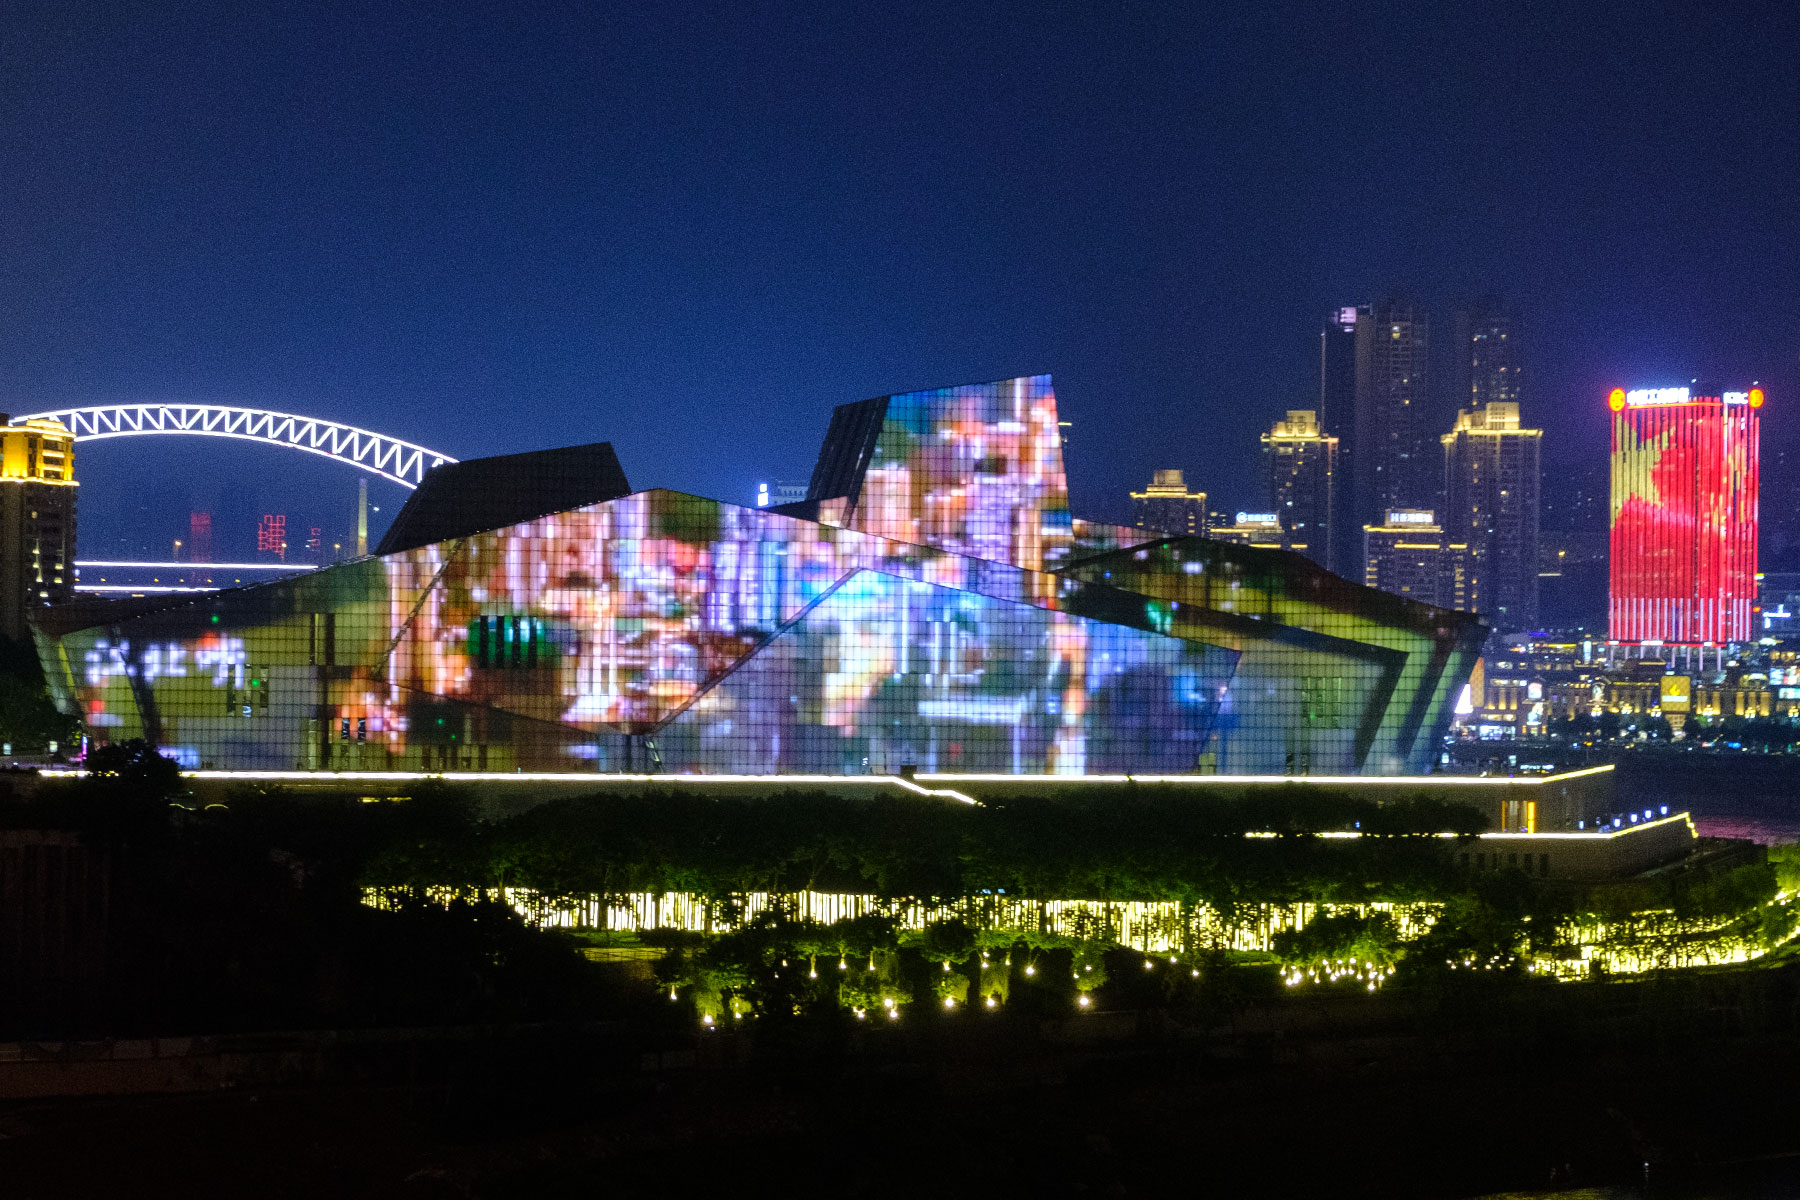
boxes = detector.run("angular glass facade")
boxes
[37,375,1484,775]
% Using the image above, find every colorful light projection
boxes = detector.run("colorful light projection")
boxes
[56,491,1235,773]
[836,375,1075,571]
[43,373,1486,777]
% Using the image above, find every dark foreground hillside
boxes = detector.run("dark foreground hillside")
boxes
[6,756,1799,1197]
[6,963,1800,1199]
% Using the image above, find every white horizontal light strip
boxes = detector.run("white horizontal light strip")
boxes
[74,585,220,594]
[891,776,979,806]
[34,767,1611,790]
[34,768,1681,839]
[38,769,981,803]
[75,560,319,571]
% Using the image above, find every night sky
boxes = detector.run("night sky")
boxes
[3,2,1796,558]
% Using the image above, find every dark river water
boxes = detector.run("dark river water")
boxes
[1610,755,1800,844]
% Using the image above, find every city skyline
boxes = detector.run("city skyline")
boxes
[32,348,1772,639]
[5,9,1800,1192]
[1,4,1793,558]
[42,295,1789,568]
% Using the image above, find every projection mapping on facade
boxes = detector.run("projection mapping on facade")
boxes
[36,376,1484,776]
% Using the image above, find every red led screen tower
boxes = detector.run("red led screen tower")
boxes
[1609,385,1762,643]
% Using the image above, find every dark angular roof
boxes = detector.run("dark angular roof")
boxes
[29,592,196,640]
[805,396,887,510]
[376,442,632,555]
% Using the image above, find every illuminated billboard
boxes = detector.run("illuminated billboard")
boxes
[1609,386,1760,643]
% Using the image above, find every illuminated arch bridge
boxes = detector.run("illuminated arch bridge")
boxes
[13,404,457,488]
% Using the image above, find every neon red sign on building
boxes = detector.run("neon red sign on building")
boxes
[256,513,287,559]
[1609,386,1760,643]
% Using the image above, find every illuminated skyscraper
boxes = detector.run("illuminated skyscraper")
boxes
[0,417,77,641]
[1130,469,1208,536]
[1261,410,1336,569]
[1321,305,1362,571]
[1442,402,1541,630]
[1364,509,1467,610]
[1455,299,1521,410]
[1609,385,1761,644]
[1355,300,1433,522]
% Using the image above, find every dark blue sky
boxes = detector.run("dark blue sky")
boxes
[3,1,1796,555]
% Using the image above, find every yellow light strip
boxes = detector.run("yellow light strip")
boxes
[1242,813,1693,843]
[890,776,979,806]
[916,765,1614,787]
[1472,811,1696,841]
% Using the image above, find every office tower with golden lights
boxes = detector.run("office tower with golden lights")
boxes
[1208,511,1286,550]
[1130,469,1208,536]
[0,417,78,641]
[1442,401,1541,631]
[1364,508,1467,610]
[1261,409,1336,569]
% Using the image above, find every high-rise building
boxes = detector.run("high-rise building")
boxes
[1207,511,1285,550]
[1364,509,1467,610]
[1455,299,1521,411]
[0,417,78,641]
[1130,469,1208,536]
[1261,410,1336,569]
[1442,402,1541,631]
[1609,385,1762,644]
[1322,305,1362,571]
[188,512,213,563]
[1355,300,1433,523]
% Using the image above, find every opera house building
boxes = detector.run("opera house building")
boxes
[34,376,1483,776]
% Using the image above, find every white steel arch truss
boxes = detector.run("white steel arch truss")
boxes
[14,404,457,488]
